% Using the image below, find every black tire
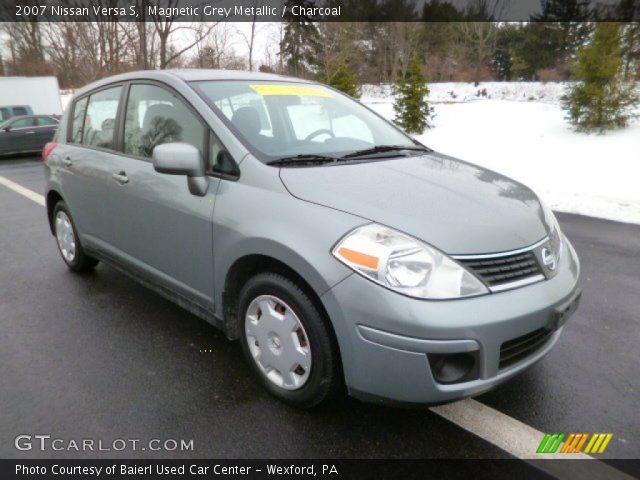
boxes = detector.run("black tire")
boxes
[52,201,98,273]
[238,272,342,408]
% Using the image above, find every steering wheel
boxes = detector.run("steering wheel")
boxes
[304,129,335,142]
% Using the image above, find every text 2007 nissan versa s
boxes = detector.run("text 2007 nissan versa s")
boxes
[44,70,581,408]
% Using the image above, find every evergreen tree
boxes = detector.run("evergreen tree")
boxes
[319,61,361,98]
[393,54,432,133]
[532,0,593,58]
[562,23,639,132]
[280,0,319,77]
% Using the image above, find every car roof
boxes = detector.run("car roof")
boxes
[169,69,310,82]
[72,69,315,98]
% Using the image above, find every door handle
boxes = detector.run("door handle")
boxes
[63,157,72,167]
[25,131,36,134]
[112,171,129,184]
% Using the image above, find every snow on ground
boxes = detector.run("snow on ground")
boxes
[361,81,569,104]
[363,84,640,225]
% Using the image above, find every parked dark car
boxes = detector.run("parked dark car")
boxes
[0,115,59,157]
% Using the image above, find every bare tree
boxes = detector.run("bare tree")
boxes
[1,21,50,75]
[316,23,360,83]
[457,22,499,80]
[192,23,236,69]
[147,0,221,70]
[236,13,259,71]
[371,22,423,83]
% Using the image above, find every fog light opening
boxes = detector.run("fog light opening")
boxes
[428,352,478,384]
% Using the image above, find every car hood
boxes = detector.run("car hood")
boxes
[279,152,550,255]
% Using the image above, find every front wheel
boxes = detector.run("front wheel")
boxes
[238,272,341,408]
[53,201,98,273]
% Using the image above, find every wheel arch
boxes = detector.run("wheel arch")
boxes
[221,253,341,348]
[46,189,64,235]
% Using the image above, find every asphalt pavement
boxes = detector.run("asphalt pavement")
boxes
[1,158,638,462]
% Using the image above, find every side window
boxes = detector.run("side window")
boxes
[36,117,57,126]
[82,86,122,149]
[70,97,88,143]
[209,131,237,176]
[14,107,28,116]
[0,108,8,121]
[124,84,205,159]
[9,117,34,129]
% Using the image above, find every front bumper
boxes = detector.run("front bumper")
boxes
[321,239,580,405]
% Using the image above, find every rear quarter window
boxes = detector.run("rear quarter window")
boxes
[70,97,89,143]
[82,86,122,149]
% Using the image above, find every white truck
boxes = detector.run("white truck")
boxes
[0,76,63,121]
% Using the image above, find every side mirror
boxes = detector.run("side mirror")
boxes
[152,142,209,196]
[2,126,11,132]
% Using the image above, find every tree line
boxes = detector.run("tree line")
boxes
[2,19,639,89]
[0,19,250,87]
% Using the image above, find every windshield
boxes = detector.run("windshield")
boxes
[192,81,417,162]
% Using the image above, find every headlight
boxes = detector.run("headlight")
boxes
[541,201,563,267]
[332,224,489,299]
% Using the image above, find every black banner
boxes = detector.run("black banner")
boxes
[2,459,640,480]
[2,0,640,23]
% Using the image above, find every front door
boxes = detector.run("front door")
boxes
[105,83,217,310]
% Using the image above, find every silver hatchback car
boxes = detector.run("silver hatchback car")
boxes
[44,70,580,408]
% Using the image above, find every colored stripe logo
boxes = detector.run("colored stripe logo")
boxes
[537,433,613,454]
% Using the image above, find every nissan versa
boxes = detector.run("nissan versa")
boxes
[43,70,581,408]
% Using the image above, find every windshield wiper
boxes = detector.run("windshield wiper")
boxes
[267,154,341,166]
[341,144,430,159]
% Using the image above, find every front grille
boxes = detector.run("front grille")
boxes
[499,328,552,369]
[459,251,543,288]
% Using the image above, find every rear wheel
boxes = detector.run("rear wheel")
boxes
[238,272,341,408]
[53,201,98,273]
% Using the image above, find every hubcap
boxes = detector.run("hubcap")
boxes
[245,295,312,390]
[55,211,76,263]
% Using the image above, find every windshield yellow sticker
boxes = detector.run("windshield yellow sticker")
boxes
[250,84,332,98]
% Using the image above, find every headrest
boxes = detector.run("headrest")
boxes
[231,107,261,138]
[142,104,177,132]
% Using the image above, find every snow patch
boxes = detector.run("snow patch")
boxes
[361,81,570,105]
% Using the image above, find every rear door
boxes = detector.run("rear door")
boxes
[56,85,124,247]
[104,82,218,309]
